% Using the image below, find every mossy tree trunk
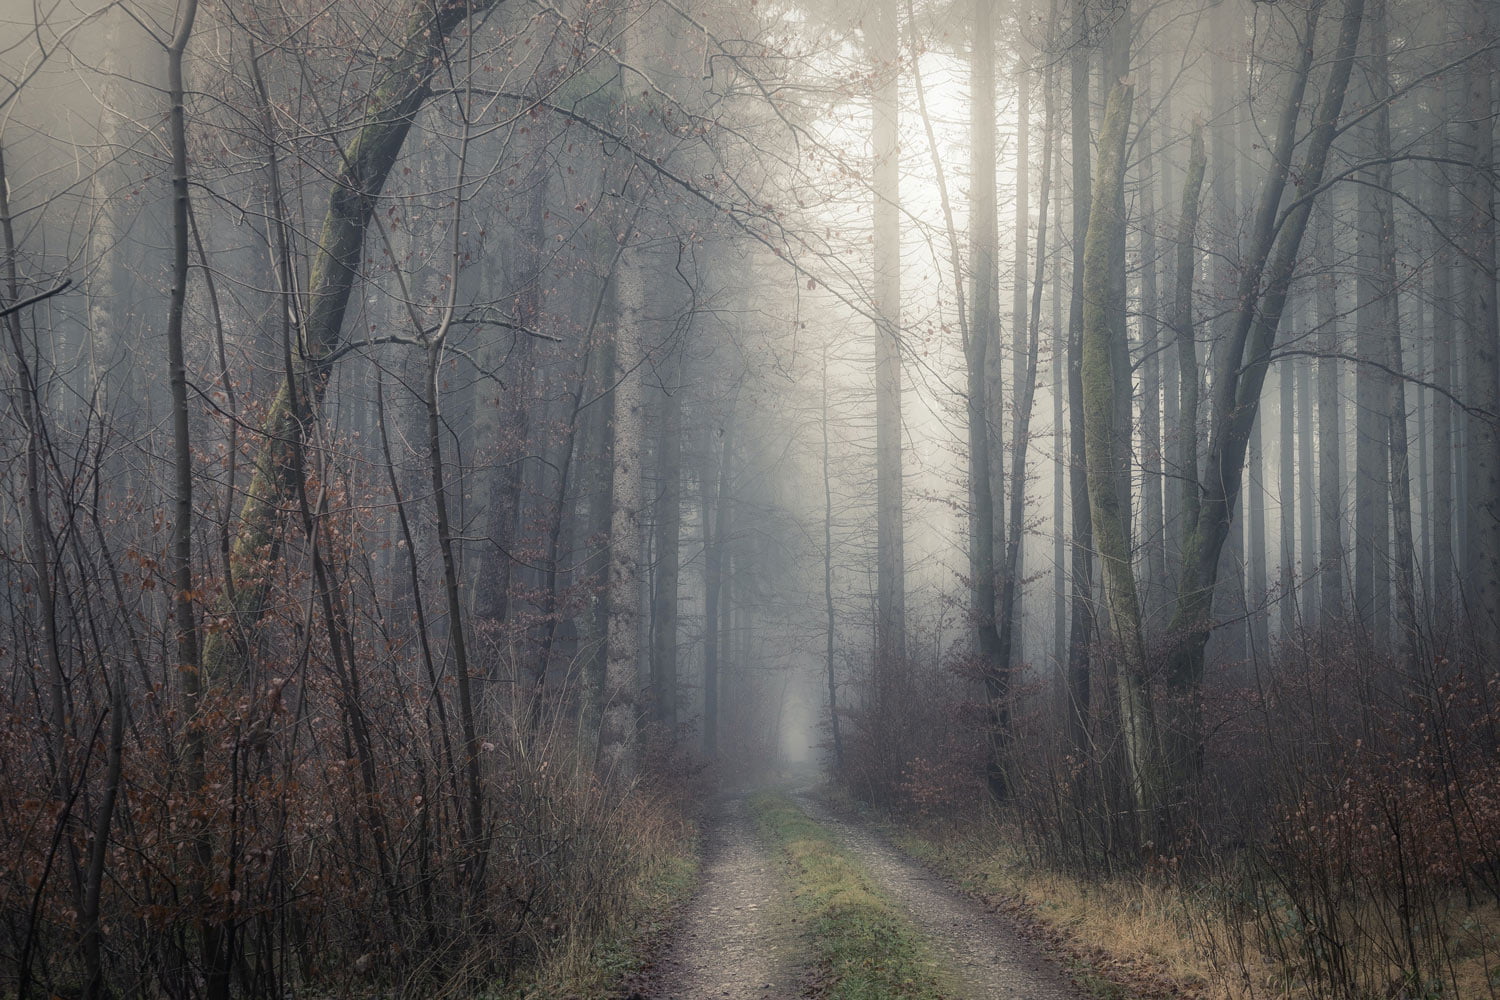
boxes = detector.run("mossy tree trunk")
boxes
[201,0,502,682]
[1081,84,1158,829]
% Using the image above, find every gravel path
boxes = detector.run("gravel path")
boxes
[634,796,804,1000]
[798,795,1084,1000]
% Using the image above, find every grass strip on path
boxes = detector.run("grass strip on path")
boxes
[750,792,954,1000]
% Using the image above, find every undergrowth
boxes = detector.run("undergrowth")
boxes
[750,792,953,1000]
[890,816,1500,1000]
[493,792,699,1000]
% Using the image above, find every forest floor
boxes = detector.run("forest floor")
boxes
[627,787,1086,1000]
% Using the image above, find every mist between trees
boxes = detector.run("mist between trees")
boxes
[0,0,1496,996]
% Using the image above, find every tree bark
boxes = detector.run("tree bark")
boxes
[872,0,906,664]
[1459,0,1500,667]
[1082,85,1156,828]
[1065,0,1096,760]
[1316,206,1346,621]
[1363,0,1420,674]
[820,357,843,770]
[602,229,646,779]
[651,345,683,733]
[200,0,502,682]
[1354,14,1393,641]
[1165,0,1366,794]
[1138,58,1167,614]
[1430,68,1456,618]
[966,0,1006,798]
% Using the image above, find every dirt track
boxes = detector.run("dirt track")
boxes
[798,795,1082,1000]
[633,796,804,999]
[634,791,1085,1000]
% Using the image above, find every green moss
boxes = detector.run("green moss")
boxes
[751,793,954,1000]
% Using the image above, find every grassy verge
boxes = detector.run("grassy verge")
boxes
[887,818,1500,1000]
[888,822,1205,1000]
[750,792,953,1000]
[493,807,700,1000]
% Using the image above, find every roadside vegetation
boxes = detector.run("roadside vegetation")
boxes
[843,637,1500,1000]
[497,803,697,1000]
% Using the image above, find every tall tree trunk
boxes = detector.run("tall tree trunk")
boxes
[1053,150,1068,674]
[966,0,1007,798]
[1280,356,1298,636]
[872,0,906,664]
[1430,68,1456,619]
[164,7,230,995]
[603,230,645,779]
[1354,24,1393,643]
[1249,402,1270,653]
[1065,0,1096,760]
[1138,58,1167,613]
[1083,85,1157,830]
[998,5,1057,796]
[200,0,502,681]
[1105,0,1133,558]
[1208,0,1247,665]
[1297,293,1318,625]
[1460,0,1500,667]
[1172,126,1207,598]
[1363,0,1420,675]
[820,357,843,769]
[651,345,683,733]
[477,133,545,663]
[1316,206,1346,621]
[1165,0,1366,799]
[1011,38,1031,668]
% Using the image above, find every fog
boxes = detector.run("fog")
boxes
[1,0,1497,995]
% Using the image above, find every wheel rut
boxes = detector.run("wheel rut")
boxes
[797,795,1084,1000]
[636,790,1087,1000]
[633,796,803,999]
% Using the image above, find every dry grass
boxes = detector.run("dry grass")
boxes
[890,819,1500,1000]
[890,823,1221,999]
[492,788,699,1000]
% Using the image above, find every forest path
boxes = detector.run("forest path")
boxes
[632,794,806,999]
[796,794,1084,1000]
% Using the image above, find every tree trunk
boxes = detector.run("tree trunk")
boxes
[966,0,1007,798]
[820,357,843,770]
[1065,0,1096,760]
[603,232,646,779]
[1316,206,1346,621]
[1354,30,1393,643]
[998,6,1057,797]
[164,8,230,995]
[1082,84,1157,828]
[1460,0,1500,667]
[1138,59,1167,613]
[1172,126,1207,599]
[1011,39,1031,669]
[1363,0,1420,674]
[200,0,502,682]
[651,345,683,733]
[1430,70,1456,619]
[1297,300,1318,625]
[1164,0,1366,795]
[1249,402,1270,654]
[1280,355,1298,636]
[872,0,906,664]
